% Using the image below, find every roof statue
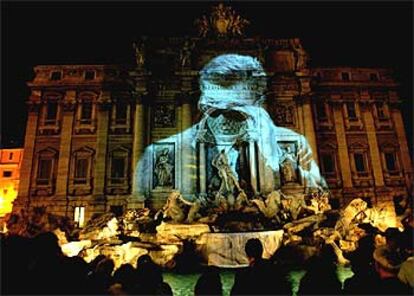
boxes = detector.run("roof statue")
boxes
[194,3,250,38]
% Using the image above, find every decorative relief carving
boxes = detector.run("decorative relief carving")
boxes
[194,3,250,37]
[269,103,296,126]
[153,103,176,128]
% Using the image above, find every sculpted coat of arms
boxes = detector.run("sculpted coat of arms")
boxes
[195,3,250,37]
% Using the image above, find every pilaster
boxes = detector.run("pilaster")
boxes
[131,95,145,203]
[13,92,41,212]
[332,99,353,188]
[55,91,76,197]
[390,105,414,191]
[361,100,384,187]
[302,96,318,163]
[92,91,110,202]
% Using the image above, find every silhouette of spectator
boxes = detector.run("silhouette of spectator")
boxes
[88,257,115,295]
[61,256,89,295]
[231,238,288,295]
[194,266,223,295]
[133,255,172,295]
[344,235,382,294]
[398,227,414,288]
[373,228,412,294]
[298,244,342,295]
[2,234,33,294]
[29,232,66,294]
[112,263,136,294]
[174,239,203,273]
[88,254,106,275]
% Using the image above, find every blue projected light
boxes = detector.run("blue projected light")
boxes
[135,54,327,203]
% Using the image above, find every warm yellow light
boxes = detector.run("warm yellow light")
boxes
[0,184,17,217]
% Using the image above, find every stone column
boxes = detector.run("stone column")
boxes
[13,91,41,212]
[390,105,414,190]
[181,94,194,198]
[55,91,76,198]
[92,91,110,204]
[332,100,353,188]
[248,141,258,194]
[302,96,318,163]
[131,96,145,202]
[198,142,207,195]
[361,101,384,187]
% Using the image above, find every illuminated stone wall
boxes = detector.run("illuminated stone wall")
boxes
[12,7,413,227]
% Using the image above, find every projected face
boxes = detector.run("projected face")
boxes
[135,54,327,202]
[198,54,267,128]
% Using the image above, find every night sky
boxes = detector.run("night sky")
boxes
[2,1,413,152]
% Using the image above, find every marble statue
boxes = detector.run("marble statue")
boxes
[132,41,145,68]
[290,38,308,71]
[280,146,298,184]
[156,191,201,224]
[179,40,194,68]
[154,148,173,187]
[212,149,242,195]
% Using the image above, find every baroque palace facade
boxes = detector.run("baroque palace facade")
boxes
[13,4,413,226]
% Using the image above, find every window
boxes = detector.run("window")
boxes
[80,102,93,123]
[370,73,378,81]
[2,171,12,178]
[74,158,89,184]
[115,102,128,124]
[321,154,335,174]
[46,101,58,122]
[74,206,85,228]
[85,71,95,80]
[37,159,53,185]
[375,102,387,120]
[9,153,13,160]
[50,71,62,81]
[385,152,397,171]
[315,101,327,120]
[354,153,366,173]
[111,157,126,183]
[341,72,350,81]
[346,102,357,120]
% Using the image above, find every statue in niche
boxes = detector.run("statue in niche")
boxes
[154,148,173,187]
[211,149,242,195]
[179,40,195,68]
[280,146,298,184]
[132,40,145,68]
[290,38,308,71]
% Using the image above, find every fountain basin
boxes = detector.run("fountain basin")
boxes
[196,230,284,268]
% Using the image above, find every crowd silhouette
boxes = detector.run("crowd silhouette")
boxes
[1,226,413,295]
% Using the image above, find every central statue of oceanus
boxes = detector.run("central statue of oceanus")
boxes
[135,54,327,205]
